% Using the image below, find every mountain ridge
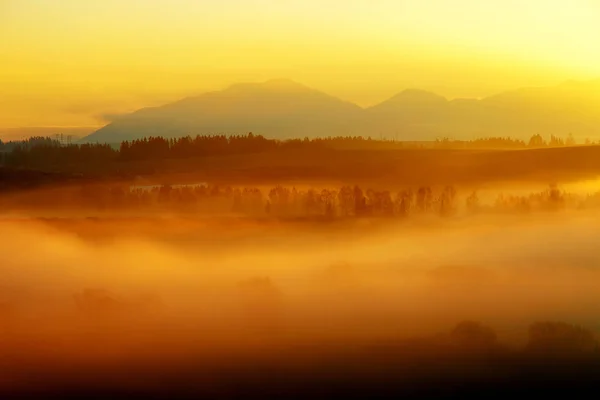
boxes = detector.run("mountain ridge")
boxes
[82,79,600,143]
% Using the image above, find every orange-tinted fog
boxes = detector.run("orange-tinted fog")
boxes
[1,207,599,375]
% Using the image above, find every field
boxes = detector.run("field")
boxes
[5,143,600,187]
[154,145,600,186]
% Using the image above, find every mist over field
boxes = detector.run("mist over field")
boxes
[2,138,600,396]
[2,198,600,396]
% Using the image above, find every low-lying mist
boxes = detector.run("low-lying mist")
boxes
[1,211,600,394]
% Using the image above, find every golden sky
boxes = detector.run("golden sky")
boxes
[2,0,600,129]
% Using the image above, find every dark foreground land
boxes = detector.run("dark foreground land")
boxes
[1,314,600,398]
[3,342,600,399]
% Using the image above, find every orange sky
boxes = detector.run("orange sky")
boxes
[1,0,600,129]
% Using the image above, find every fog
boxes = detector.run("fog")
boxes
[1,205,600,395]
[1,210,599,349]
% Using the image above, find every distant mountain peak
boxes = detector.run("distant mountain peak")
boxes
[264,78,306,88]
[367,89,448,114]
[389,89,447,103]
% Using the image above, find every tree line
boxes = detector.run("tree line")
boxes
[0,133,588,172]
[434,133,580,149]
[5,182,597,219]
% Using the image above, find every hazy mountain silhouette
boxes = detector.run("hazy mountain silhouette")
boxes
[82,79,600,143]
[83,79,362,143]
[367,80,600,139]
[366,89,452,139]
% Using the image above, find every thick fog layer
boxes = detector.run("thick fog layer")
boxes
[2,212,600,348]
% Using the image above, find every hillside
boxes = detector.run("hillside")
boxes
[141,145,600,187]
[84,79,362,143]
[6,139,600,188]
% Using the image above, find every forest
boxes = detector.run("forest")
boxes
[0,132,585,169]
[0,133,598,189]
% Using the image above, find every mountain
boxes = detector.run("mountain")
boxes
[366,80,600,140]
[82,79,600,143]
[365,89,453,138]
[83,79,362,143]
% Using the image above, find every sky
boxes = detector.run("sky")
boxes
[2,0,600,130]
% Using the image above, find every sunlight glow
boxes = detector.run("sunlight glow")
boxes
[1,0,599,128]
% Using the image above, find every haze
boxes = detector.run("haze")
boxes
[2,0,600,130]
[4,1,600,396]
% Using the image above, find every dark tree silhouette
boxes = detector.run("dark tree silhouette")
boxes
[450,320,498,352]
[527,321,598,356]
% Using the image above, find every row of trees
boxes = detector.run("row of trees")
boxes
[434,133,581,149]
[527,133,577,148]
[1,133,593,171]
[8,183,460,217]
[0,136,61,153]
[6,182,598,218]
[3,141,116,169]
